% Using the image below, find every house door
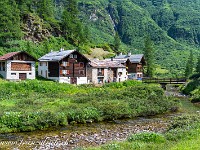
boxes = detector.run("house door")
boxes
[70,77,77,84]
[19,73,27,80]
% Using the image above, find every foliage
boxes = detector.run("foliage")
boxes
[143,36,155,77]
[185,50,194,78]
[113,32,121,53]
[191,88,200,103]
[165,114,200,141]
[182,79,200,95]
[0,79,179,133]
[87,114,200,150]
[0,0,22,46]
[0,111,67,133]
[0,0,199,77]
[127,132,166,143]
[196,56,200,74]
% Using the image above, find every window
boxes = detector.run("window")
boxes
[41,70,43,76]
[118,72,122,76]
[79,62,84,67]
[79,70,84,75]
[62,61,69,67]
[45,71,48,78]
[62,70,70,75]
[11,73,16,75]
[29,73,32,75]
[2,62,5,71]
[137,74,141,78]
[39,62,42,66]
[69,54,73,58]
[74,55,77,58]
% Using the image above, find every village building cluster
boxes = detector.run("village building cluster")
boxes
[0,49,145,84]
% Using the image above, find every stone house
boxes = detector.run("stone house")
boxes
[87,59,127,84]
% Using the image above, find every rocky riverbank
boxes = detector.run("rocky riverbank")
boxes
[0,114,179,150]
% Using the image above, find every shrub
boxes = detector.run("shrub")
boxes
[67,105,101,123]
[94,100,132,120]
[165,115,200,141]
[191,87,200,103]
[182,79,200,95]
[0,111,67,133]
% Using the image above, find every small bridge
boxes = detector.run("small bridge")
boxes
[142,78,187,89]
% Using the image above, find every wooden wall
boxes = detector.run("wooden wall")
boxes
[59,51,88,77]
[12,52,35,61]
[11,62,31,71]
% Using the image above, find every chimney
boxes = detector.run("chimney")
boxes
[111,57,113,61]
[60,48,64,52]
[128,51,131,57]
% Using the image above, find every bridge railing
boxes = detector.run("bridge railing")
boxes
[142,77,187,84]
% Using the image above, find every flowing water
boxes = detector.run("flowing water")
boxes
[0,114,177,150]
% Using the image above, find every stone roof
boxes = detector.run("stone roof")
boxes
[0,51,37,61]
[114,54,144,63]
[90,59,126,68]
[38,50,75,61]
[0,52,20,61]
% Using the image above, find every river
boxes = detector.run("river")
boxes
[0,86,198,150]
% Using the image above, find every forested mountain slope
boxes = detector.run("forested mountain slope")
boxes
[0,0,199,77]
[77,0,200,76]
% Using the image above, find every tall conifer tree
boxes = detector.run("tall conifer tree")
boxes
[185,50,194,77]
[196,55,200,74]
[61,0,87,45]
[37,0,54,20]
[114,32,121,52]
[144,36,154,77]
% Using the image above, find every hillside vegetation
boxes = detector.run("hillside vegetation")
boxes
[0,0,199,77]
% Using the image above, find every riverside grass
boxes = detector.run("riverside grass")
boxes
[0,79,178,133]
[87,115,200,150]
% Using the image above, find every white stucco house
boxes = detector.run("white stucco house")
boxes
[0,51,36,80]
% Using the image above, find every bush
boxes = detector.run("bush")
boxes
[94,100,132,120]
[189,73,200,80]
[166,115,200,141]
[182,79,200,95]
[0,111,67,133]
[191,87,200,103]
[127,132,166,143]
[67,105,101,123]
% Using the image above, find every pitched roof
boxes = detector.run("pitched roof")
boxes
[38,50,75,61]
[128,54,144,63]
[0,51,37,61]
[0,52,20,61]
[114,54,144,63]
[90,59,126,68]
